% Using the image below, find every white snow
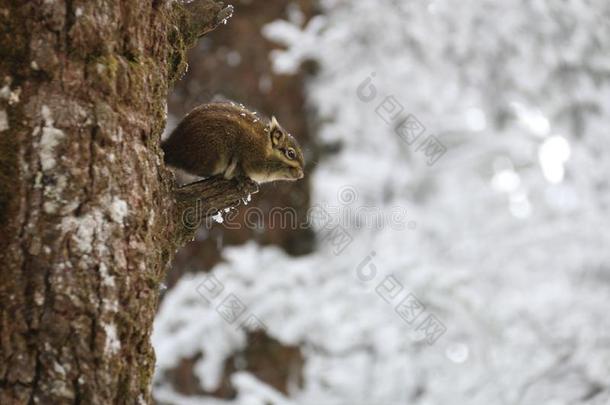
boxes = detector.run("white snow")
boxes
[109,198,129,224]
[231,372,294,405]
[538,135,571,184]
[0,83,20,105]
[34,291,44,306]
[99,263,115,288]
[103,322,121,355]
[262,16,326,75]
[39,106,65,171]
[0,85,9,99]
[61,210,108,256]
[53,362,66,375]
[62,216,95,254]
[39,126,64,171]
[43,201,58,214]
[41,105,53,126]
[219,5,234,25]
[211,212,224,223]
[154,1,610,404]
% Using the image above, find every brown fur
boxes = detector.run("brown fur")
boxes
[162,102,304,183]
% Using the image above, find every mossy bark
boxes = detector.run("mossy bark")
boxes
[0,1,235,403]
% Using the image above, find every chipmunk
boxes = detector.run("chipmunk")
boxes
[162,102,305,183]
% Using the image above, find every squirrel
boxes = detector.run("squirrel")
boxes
[161,102,305,183]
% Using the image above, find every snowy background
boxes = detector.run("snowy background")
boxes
[153,1,610,404]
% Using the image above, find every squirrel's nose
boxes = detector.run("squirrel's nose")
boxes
[294,168,304,179]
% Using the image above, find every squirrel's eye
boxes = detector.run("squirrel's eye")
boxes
[285,148,296,160]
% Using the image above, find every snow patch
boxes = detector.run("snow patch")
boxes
[61,210,106,255]
[53,362,66,375]
[99,263,116,288]
[0,85,9,99]
[232,372,293,405]
[211,212,224,223]
[263,16,326,74]
[34,291,44,306]
[41,105,53,126]
[43,175,68,214]
[103,298,119,313]
[39,106,65,171]
[219,5,234,25]
[0,83,20,104]
[109,198,129,224]
[43,201,58,214]
[103,322,121,355]
[39,126,64,170]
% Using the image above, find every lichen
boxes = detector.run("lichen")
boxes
[90,54,120,94]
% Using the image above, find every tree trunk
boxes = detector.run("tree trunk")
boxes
[0,1,240,403]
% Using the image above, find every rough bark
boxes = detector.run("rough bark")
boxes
[174,176,259,246]
[0,1,242,403]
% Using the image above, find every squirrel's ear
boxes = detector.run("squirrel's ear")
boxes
[270,116,284,145]
[270,116,280,131]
